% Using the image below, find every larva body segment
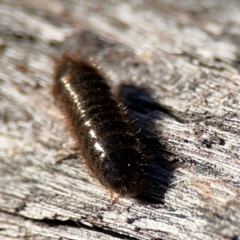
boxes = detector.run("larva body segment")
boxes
[53,55,145,196]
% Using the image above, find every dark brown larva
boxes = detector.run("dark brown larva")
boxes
[53,55,145,196]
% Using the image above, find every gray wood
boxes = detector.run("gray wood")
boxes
[1,0,240,239]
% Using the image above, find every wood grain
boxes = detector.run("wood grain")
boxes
[1,0,240,239]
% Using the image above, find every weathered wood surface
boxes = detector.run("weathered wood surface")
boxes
[1,0,240,239]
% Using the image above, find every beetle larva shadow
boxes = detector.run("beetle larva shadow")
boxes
[118,84,178,204]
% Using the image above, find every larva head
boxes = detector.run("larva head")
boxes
[98,148,145,196]
[54,55,92,81]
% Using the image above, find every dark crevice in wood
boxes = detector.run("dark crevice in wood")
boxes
[0,209,138,239]
[42,218,137,239]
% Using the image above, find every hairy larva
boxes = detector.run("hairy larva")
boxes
[53,55,146,197]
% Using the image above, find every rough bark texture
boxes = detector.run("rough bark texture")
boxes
[1,0,240,239]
